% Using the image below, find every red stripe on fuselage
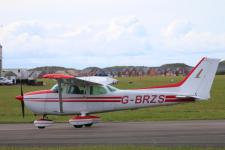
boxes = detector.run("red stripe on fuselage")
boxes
[26,99,121,103]
[24,96,194,103]
[25,96,122,100]
[165,98,195,102]
[165,95,176,99]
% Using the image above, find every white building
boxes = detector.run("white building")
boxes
[3,69,42,80]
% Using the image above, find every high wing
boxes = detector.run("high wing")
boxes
[43,74,104,86]
[77,76,118,85]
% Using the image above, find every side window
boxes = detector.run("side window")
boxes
[59,84,86,95]
[51,84,86,94]
[67,85,86,94]
[107,85,117,92]
[68,85,80,94]
[90,86,107,95]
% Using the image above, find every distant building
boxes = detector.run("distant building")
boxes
[136,68,145,76]
[147,68,158,76]
[2,69,42,80]
[0,44,2,76]
[78,67,107,77]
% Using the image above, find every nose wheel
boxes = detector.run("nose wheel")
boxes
[34,115,54,129]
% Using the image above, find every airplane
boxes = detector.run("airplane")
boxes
[15,57,220,129]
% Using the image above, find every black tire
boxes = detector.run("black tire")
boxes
[73,125,83,128]
[38,126,45,129]
[84,123,93,127]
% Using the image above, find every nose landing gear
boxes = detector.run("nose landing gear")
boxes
[34,115,54,129]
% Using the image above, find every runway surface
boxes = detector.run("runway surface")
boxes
[0,120,225,147]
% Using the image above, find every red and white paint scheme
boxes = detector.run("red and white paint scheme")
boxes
[15,58,220,129]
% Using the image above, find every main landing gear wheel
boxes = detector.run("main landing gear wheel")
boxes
[73,123,93,128]
[69,115,100,128]
[37,126,46,129]
[73,125,83,128]
[84,123,93,127]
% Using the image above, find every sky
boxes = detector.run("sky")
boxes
[0,0,225,69]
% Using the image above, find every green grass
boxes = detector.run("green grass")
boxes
[0,146,224,150]
[0,76,225,123]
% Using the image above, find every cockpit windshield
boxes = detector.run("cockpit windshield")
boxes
[51,84,59,92]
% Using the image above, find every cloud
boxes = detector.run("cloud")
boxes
[0,17,152,68]
[102,16,148,40]
[0,18,225,68]
[163,20,193,38]
[161,20,225,53]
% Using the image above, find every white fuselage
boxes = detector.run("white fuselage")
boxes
[24,85,195,115]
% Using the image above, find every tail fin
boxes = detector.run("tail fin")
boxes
[180,57,220,99]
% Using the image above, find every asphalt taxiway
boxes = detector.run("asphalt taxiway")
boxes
[0,120,225,147]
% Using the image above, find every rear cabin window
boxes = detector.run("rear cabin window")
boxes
[107,85,117,92]
[90,86,107,95]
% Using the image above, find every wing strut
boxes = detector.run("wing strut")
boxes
[57,79,63,113]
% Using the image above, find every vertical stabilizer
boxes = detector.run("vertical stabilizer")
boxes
[180,57,220,99]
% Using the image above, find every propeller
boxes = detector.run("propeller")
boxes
[20,78,25,118]
[15,69,25,118]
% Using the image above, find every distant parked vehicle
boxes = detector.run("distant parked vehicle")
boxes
[0,77,13,85]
